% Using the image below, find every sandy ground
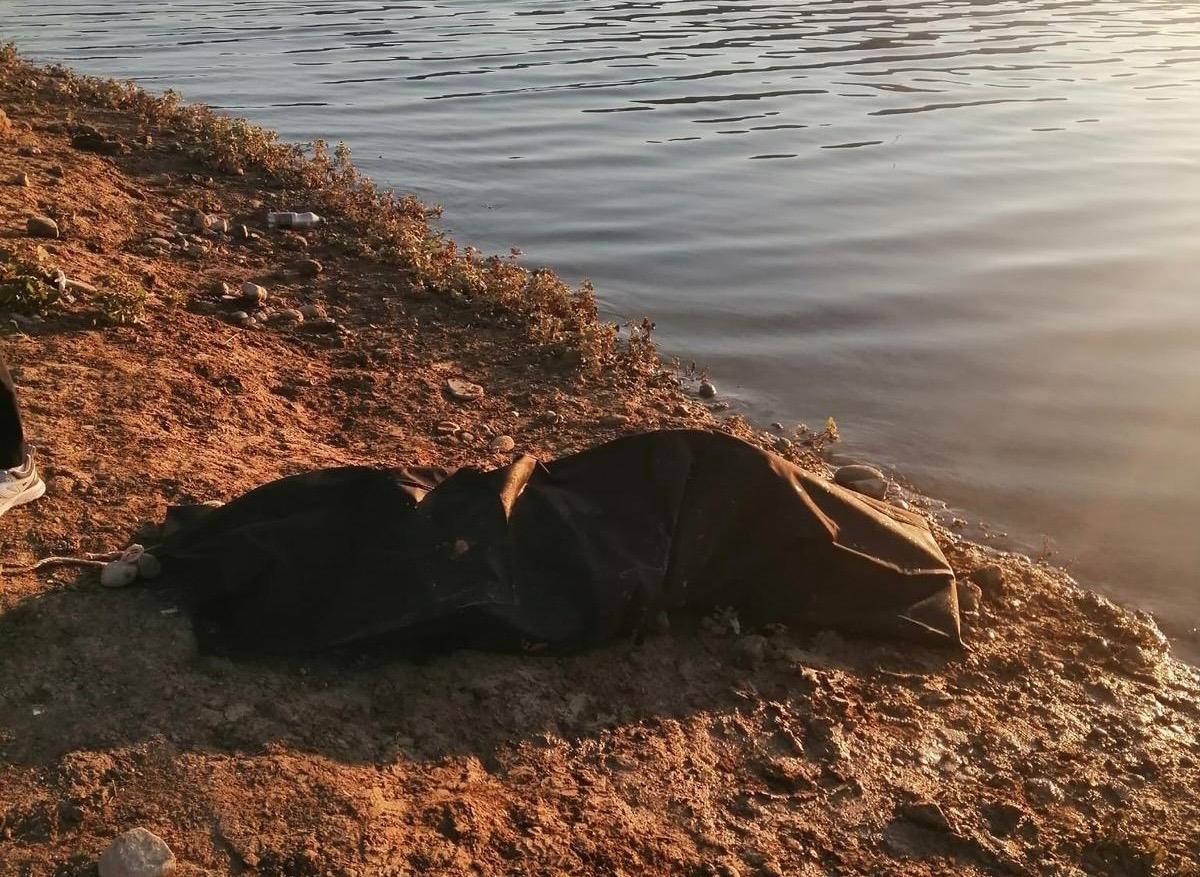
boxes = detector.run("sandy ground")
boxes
[2,56,1199,876]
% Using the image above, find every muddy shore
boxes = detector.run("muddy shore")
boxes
[2,51,1199,876]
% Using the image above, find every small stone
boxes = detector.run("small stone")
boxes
[17,145,42,157]
[64,277,98,295]
[47,165,65,178]
[234,224,250,240]
[957,580,983,614]
[268,308,304,326]
[459,432,476,444]
[834,463,885,486]
[773,436,793,452]
[189,301,219,316]
[297,259,323,277]
[298,303,326,320]
[211,217,231,235]
[71,131,126,156]
[490,435,516,453]
[13,172,30,187]
[770,422,785,432]
[98,826,176,877]
[191,212,211,231]
[227,311,254,328]
[445,378,485,402]
[1024,777,1064,805]
[240,282,268,307]
[300,318,338,334]
[698,380,716,399]
[279,230,308,250]
[900,801,955,833]
[600,413,629,427]
[734,634,768,667]
[435,421,460,436]
[100,561,139,589]
[970,564,1006,595]
[26,215,60,239]
[834,465,888,500]
[845,477,887,500]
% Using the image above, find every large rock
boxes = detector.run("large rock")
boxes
[833,464,888,500]
[26,215,59,239]
[98,827,176,877]
[445,378,485,402]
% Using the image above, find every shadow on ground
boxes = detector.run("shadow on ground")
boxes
[0,570,953,772]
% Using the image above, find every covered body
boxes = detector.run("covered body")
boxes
[155,430,959,656]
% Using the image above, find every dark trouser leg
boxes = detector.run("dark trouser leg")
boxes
[0,349,26,469]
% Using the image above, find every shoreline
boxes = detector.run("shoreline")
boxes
[3,50,1199,876]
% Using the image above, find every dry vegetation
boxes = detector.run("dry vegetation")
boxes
[1,48,1199,877]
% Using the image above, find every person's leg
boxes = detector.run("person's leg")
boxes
[0,348,26,470]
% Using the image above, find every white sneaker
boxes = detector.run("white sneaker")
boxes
[0,452,46,518]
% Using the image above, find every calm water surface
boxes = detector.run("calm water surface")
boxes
[6,1,1200,641]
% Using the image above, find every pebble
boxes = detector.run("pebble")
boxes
[698,380,717,399]
[13,172,30,187]
[300,318,338,334]
[834,463,885,486]
[844,476,888,500]
[191,212,211,232]
[234,224,250,240]
[600,413,629,427]
[445,378,485,402]
[268,308,304,326]
[26,215,60,239]
[773,437,793,452]
[71,131,125,156]
[970,564,1006,596]
[1024,777,1065,805]
[17,145,42,157]
[435,421,460,436]
[900,801,955,833]
[228,311,254,328]
[297,259,323,277]
[240,282,268,308]
[298,303,326,320]
[833,464,888,500]
[98,827,176,877]
[490,435,516,453]
[100,561,139,589]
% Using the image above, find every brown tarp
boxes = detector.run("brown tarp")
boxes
[153,429,960,657]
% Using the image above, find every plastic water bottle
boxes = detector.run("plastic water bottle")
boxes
[267,211,322,229]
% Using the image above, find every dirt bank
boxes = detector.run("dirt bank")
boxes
[1,51,1198,876]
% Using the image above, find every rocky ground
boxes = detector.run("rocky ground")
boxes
[2,52,1199,877]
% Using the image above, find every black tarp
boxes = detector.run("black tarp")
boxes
[153,429,960,656]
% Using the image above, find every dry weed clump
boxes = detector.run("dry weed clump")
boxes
[0,45,627,369]
[0,246,63,315]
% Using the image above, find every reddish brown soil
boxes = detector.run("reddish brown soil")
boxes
[2,62,1199,877]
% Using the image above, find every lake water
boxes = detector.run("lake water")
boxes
[6,1,1200,645]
